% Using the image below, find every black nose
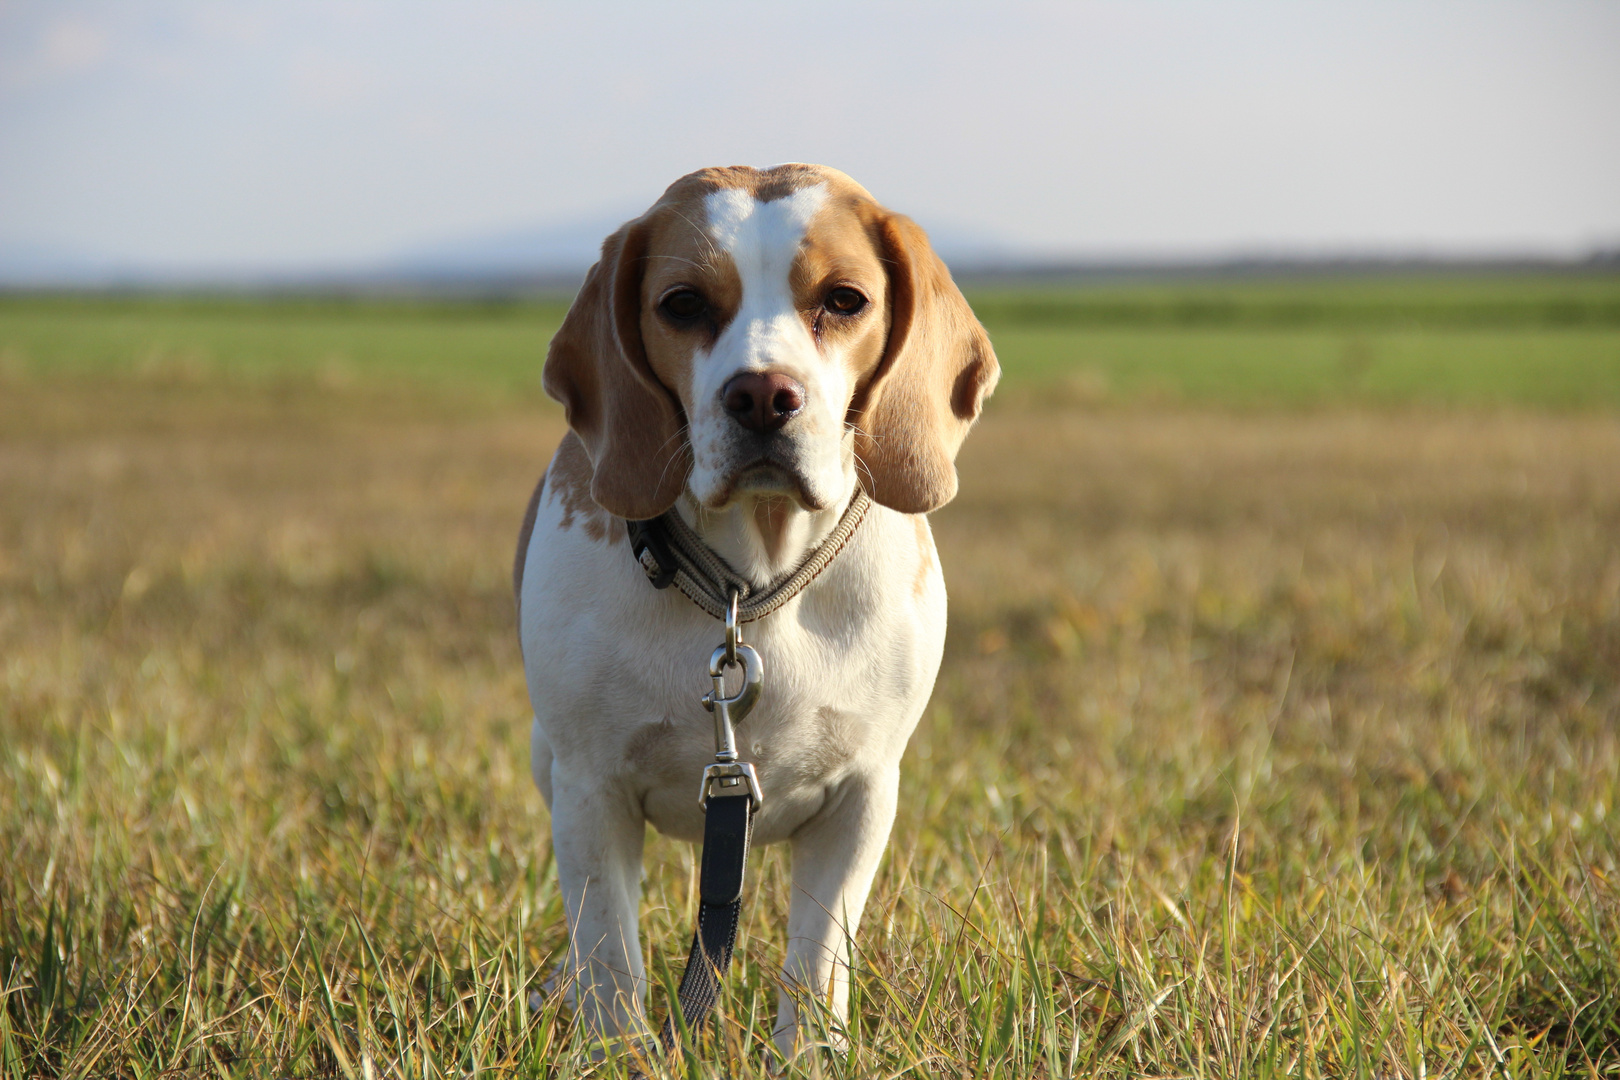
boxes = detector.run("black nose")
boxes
[722,372,805,433]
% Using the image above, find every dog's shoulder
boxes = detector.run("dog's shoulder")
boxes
[515,431,624,619]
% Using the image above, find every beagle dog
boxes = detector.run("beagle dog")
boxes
[515,163,998,1059]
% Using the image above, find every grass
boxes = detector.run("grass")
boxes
[0,295,570,398]
[2,280,1619,1076]
[965,274,1620,329]
[3,274,1619,406]
[985,326,1620,407]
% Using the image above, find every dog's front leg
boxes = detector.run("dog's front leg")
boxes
[549,770,649,1043]
[772,767,899,1060]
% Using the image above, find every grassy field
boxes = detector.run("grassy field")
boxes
[2,281,1619,1077]
[4,275,1619,406]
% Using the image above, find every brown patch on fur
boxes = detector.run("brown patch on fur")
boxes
[791,194,893,387]
[513,470,546,619]
[549,431,618,543]
[913,515,934,600]
[669,163,856,210]
[726,162,834,204]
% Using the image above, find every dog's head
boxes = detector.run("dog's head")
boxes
[543,164,999,521]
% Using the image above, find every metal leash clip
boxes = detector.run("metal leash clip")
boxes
[698,591,764,811]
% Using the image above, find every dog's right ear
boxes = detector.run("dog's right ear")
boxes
[849,212,999,514]
[542,219,691,521]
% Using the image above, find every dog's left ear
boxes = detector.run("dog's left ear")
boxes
[851,213,999,514]
[543,218,690,521]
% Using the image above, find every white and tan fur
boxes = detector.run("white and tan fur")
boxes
[515,164,997,1060]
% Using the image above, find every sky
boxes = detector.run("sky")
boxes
[1,1,1618,274]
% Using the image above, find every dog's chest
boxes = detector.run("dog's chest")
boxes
[521,501,946,847]
[622,639,916,844]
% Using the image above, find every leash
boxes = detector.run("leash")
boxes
[659,592,761,1056]
[623,493,870,1057]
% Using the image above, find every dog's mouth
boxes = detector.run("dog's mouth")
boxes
[706,458,828,511]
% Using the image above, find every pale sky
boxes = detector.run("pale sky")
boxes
[2,1,1617,273]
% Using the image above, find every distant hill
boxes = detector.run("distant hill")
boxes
[379,212,637,284]
[0,238,130,288]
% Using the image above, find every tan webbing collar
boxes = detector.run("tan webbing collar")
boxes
[626,489,872,622]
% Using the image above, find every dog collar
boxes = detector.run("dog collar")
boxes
[625,487,872,623]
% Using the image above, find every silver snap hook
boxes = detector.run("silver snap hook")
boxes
[698,590,764,810]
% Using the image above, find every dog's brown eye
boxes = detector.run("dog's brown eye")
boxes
[824,287,866,316]
[661,289,706,322]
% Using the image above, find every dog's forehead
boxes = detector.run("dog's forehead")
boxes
[702,184,828,261]
[643,165,882,282]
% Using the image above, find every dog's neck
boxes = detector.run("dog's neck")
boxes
[675,488,855,588]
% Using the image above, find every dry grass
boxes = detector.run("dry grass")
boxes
[2,368,1618,1077]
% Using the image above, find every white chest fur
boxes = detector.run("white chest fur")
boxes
[519,481,946,846]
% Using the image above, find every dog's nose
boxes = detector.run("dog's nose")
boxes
[722,372,805,433]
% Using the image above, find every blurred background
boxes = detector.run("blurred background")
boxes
[4,1,1618,282]
[3,1,1618,401]
[4,2,1620,1075]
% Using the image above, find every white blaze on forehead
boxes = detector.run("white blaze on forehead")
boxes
[685,181,851,518]
[703,184,828,303]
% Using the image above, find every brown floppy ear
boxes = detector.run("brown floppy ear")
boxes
[542,219,690,521]
[852,214,1000,514]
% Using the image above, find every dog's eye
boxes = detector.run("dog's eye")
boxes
[661,289,706,322]
[824,287,866,316]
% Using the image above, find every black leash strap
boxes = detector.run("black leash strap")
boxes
[624,534,771,1065]
[659,791,755,1052]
